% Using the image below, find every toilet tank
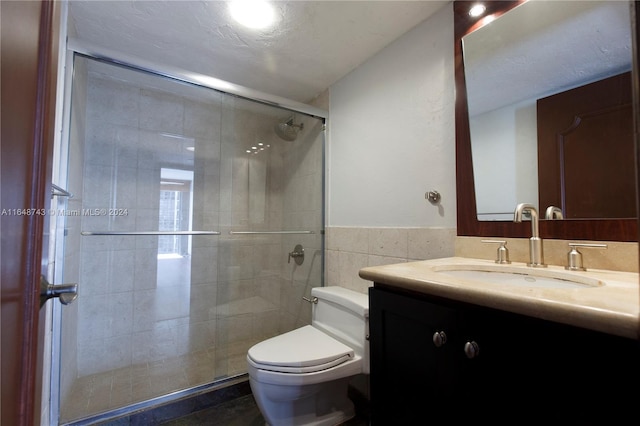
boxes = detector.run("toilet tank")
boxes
[311,286,370,373]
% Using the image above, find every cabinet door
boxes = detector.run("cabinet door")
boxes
[369,287,640,424]
[369,288,481,424]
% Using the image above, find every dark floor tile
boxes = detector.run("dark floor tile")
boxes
[159,394,264,426]
[100,381,369,426]
[162,393,370,426]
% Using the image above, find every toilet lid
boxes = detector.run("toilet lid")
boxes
[247,325,354,374]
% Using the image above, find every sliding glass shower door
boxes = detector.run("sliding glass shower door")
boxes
[54,55,324,424]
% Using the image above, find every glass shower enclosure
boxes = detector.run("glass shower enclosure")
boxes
[52,55,325,424]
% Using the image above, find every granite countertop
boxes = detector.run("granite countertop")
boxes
[359,256,640,340]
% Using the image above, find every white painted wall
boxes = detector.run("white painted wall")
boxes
[470,98,538,220]
[328,3,455,227]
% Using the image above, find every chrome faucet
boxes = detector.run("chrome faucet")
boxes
[513,203,546,267]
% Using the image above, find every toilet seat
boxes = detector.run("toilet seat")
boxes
[248,325,354,374]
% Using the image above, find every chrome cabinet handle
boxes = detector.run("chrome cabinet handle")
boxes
[40,275,78,307]
[432,331,447,347]
[464,341,480,359]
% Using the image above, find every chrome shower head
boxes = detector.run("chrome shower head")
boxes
[274,116,304,141]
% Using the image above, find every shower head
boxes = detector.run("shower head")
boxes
[274,116,304,141]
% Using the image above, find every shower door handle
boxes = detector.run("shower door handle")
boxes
[40,275,78,308]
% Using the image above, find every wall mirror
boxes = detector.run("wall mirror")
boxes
[464,0,633,221]
[454,0,639,241]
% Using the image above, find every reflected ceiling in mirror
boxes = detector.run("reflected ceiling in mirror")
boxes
[462,0,632,221]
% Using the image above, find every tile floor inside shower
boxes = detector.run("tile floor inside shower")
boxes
[61,344,250,423]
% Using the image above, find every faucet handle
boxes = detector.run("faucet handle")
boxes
[565,243,607,271]
[545,206,564,220]
[481,239,511,264]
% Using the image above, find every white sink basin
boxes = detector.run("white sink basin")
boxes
[433,265,603,289]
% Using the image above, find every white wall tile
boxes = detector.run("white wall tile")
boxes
[87,75,139,128]
[139,90,184,134]
[184,98,222,139]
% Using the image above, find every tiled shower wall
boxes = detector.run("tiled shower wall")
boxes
[75,65,226,377]
[61,57,323,404]
[212,100,324,374]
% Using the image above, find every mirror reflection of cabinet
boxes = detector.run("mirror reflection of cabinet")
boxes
[454,0,639,241]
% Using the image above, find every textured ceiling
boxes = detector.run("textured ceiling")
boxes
[463,0,632,116]
[68,1,448,103]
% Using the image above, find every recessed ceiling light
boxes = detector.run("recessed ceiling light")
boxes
[229,0,277,30]
[469,3,486,18]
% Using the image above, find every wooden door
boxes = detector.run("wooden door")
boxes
[1,1,59,424]
[537,72,635,219]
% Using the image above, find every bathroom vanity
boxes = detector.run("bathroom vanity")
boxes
[360,257,640,424]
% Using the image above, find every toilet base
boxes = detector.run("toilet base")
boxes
[249,376,355,426]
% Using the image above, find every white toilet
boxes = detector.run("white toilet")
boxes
[247,286,369,426]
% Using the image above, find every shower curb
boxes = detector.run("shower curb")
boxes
[63,375,251,426]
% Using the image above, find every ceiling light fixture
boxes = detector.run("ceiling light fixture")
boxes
[229,0,277,30]
[469,3,486,18]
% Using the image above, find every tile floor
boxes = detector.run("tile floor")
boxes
[163,393,370,426]
[160,386,369,426]
[98,380,369,426]
[159,394,264,426]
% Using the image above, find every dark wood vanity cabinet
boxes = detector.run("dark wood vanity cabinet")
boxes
[369,286,640,425]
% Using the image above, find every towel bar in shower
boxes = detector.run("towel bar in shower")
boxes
[228,231,315,235]
[81,231,221,236]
